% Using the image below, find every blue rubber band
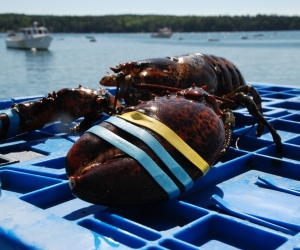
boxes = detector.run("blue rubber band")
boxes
[87,125,180,199]
[105,116,194,191]
[1,109,20,138]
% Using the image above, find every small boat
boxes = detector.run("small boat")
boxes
[254,33,264,38]
[5,22,53,50]
[206,38,220,42]
[241,35,249,40]
[151,27,172,38]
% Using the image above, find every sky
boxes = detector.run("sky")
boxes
[0,0,299,16]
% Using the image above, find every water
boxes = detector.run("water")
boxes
[0,30,300,99]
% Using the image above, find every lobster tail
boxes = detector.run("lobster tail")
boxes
[202,54,246,97]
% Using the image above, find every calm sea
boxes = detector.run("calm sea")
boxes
[0,30,300,99]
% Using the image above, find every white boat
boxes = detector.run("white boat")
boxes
[5,22,53,50]
[151,27,172,38]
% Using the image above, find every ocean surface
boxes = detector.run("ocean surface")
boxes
[0,30,300,99]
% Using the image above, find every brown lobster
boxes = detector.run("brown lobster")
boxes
[100,53,265,137]
[65,85,280,206]
[66,86,231,206]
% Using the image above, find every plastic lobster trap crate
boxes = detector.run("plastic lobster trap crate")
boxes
[0,83,300,250]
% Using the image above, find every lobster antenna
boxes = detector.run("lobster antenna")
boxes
[133,83,235,105]
[133,83,182,92]
[113,82,121,115]
[235,118,256,149]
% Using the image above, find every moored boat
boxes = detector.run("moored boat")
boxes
[206,38,220,42]
[5,22,53,50]
[151,27,173,38]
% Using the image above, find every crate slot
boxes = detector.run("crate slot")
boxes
[94,211,161,241]
[231,112,257,130]
[78,218,147,249]
[231,134,272,152]
[262,92,297,100]
[20,181,106,220]
[160,238,199,250]
[280,113,300,123]
[173,214,289,249]
[236,119,300,142]
[104,200,209,233]
[285,135,300,146]
[214,147,247,166]
[257,144,300,163]
[263,109,289,118]
[286,89,300,96]
[259,86,292,92]
[269,101,300,113]
[20,182,74,209]
[0,170,62,196]
[32,156,66,169]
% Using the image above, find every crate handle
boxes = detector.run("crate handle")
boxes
[256,176,300,197]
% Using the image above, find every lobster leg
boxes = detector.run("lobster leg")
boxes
[222,90,282,153]
[214,108,235,165]
[221,85,264,135]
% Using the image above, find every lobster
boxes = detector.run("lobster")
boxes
[65,85,281,206]
[101,53,246,100]
[100,53,266,137]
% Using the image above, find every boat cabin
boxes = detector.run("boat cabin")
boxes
[19,27,49,37]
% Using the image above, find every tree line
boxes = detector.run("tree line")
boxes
[0,14,299,33]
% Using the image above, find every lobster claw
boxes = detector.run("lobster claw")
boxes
[66,92,226,206]
[0,86,124,141]
[66,124,172,206]
[0,96,57,140]
[68,157,169,206]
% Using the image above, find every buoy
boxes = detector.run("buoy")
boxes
[31,48,37,52]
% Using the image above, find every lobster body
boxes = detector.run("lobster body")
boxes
[100,53,246,105]
[66,86,226,206]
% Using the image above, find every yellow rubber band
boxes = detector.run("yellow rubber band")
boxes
[117,111,210,175]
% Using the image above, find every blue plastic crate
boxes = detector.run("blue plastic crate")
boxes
[0,83,300,250]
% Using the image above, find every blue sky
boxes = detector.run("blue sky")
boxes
[0,0,299,16]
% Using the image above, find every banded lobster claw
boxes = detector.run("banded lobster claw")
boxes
[66,86,228,206]
[0,85,124,141]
